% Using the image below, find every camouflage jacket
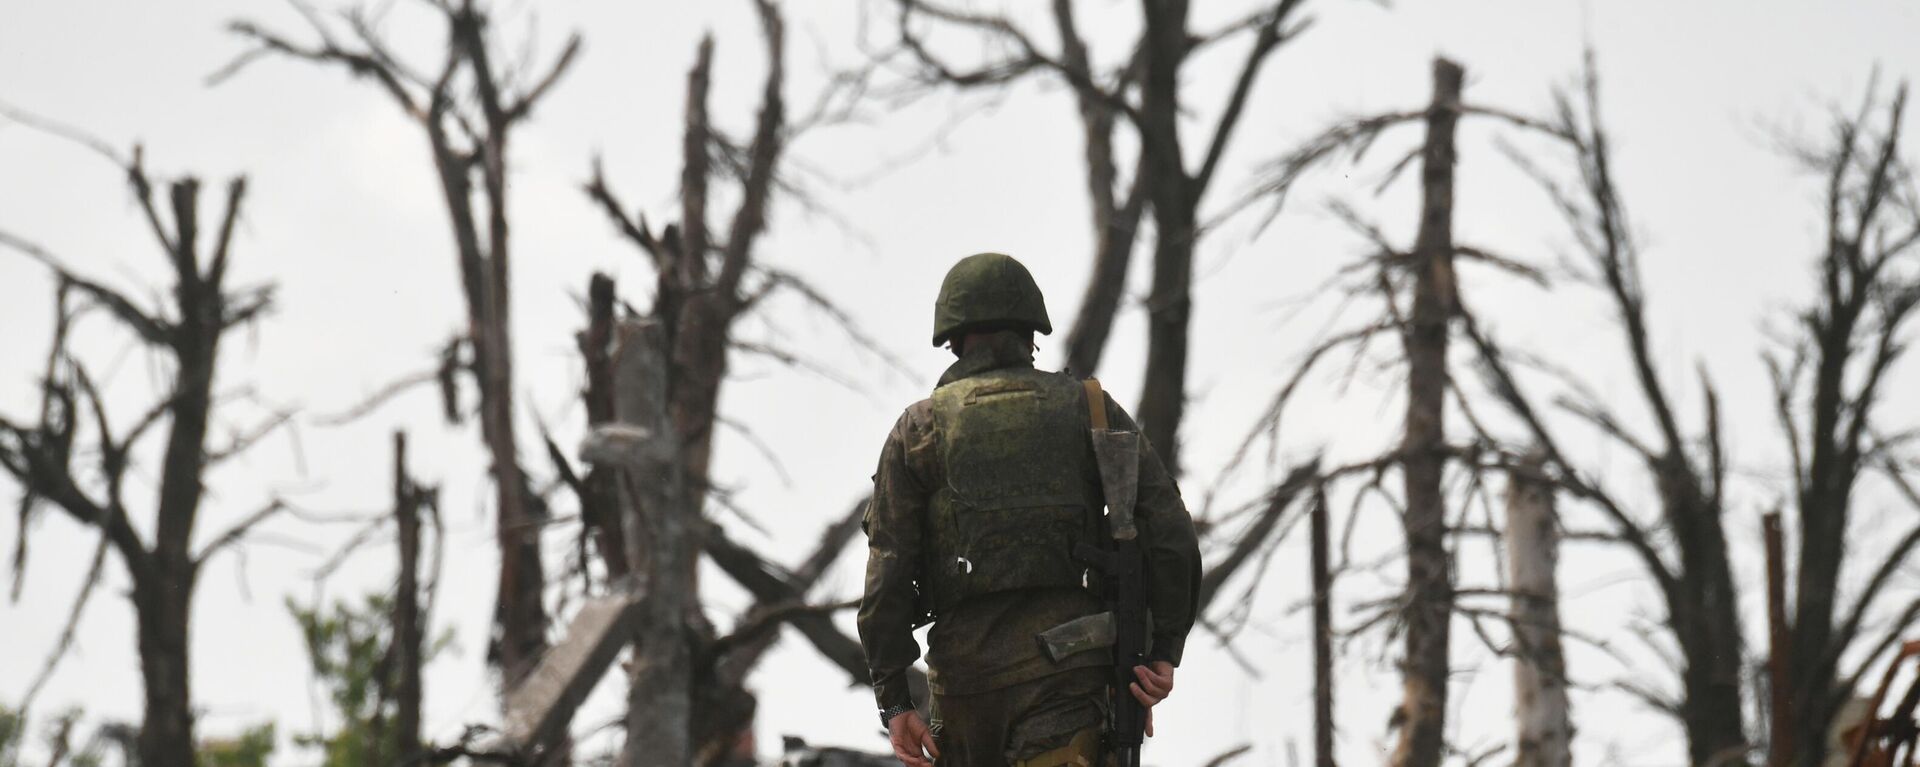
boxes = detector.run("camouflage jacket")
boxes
[856,332,1201,712]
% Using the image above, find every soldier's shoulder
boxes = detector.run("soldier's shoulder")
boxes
[902,397,934,419]
[892,398,935,435]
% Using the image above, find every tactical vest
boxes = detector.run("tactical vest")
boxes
[923,367,1105,616]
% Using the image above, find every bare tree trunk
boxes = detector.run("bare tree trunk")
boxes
[578,273,631,579]
[1765,512,1792,767]
[1778,86,1920,767]
[1390,57,1462,767]
[1506,453,1571,767]
[612,320,694,767]
[132,180,227,767]
[1136,0,1195,477]
[223,4,582,697]
[1669,474,1749,767]
[578,6,796,759]
[394,431,425,763]
[1051,0,1145,378]
[467,164,549,694]
[132,564,195,767]
[1449,56,1760,766]
[1311,485,1337,767]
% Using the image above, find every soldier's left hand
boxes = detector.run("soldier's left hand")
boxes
[1129,660,1175,735]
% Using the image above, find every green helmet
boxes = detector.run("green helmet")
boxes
[931,252,1053,346]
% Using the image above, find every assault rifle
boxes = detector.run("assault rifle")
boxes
[1037,379,1149,767]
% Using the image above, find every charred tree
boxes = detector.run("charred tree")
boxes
[0,147,279,767]
[1765,512,1793,767]
[224,0,583,690]
[392,431,431,764]
[1458,56,1750,765]
[582,2,896,760]
[1311,484,1336,767]
[1233,54,1629,765]
[1048,0,1148,379]
[1767,81,1920,767]
[1390,57,1463,767]
[572,273,630,581]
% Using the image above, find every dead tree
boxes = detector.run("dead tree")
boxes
[567,273,629,582]
[580,1,902,760]
[1459,58,1749,765]
[0,143,279,767]
[1310,484,1336,767]
[1764,80,1920,767]
[605,319,695,767]
[1220,55,1609,766]
[1765,512,1793,767]
[1387,59,1464,767]
[221,0,583,690]
[1505,452,1571,767]
[881,0,1311,474]
[393,431,434,764]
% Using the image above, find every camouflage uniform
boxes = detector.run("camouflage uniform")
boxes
[858,254,1201,766]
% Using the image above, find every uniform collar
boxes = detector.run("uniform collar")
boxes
[936,331,1035,387]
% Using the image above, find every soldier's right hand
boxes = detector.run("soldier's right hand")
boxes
[887,710,940,767]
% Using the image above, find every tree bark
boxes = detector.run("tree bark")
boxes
[1765,512,1792,767]
[1311,485,1336,767]
[1390,57,1462,767]
[1052,0,1145,378]
[467,169,549,694]
[132,560,195,767]
[1778,88,1919,767]
[579,273,630,579]
[1555,67,1751,764]
[1135,0,1195,477]
[1666,464,1749,766]
[418,6,552,693]
[612,320,695,767]
[1506,453,1571,767]
[138,177,231,767]
[394,431,425,763]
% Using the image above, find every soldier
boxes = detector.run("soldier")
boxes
[858,253,1202,767]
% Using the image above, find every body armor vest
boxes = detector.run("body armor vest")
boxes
[923,367,1104,615]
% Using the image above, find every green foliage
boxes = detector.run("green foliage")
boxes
[0,705,145,767]
[289,593,449,767]
[198,723,276,767]
[0,705,22,767]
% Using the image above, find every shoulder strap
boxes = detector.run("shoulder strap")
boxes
[1082,378,1108,431]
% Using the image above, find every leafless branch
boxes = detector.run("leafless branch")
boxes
[16,525,110,719]
[314,368,442,427]
[193,499,289,564]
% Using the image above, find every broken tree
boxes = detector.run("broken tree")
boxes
[578,1,904,761]
[0,142,280,767]
[223,0,584,692]
[1505,453,1571,767]
[1765,79,1920,767]
[1230,54,1610,766]
[1463,56,1749,764]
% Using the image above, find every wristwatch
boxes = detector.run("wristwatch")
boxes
[879,703,915,728]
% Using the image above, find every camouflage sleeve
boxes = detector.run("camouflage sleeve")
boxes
[1103,392,1201,666]
[857,402,936,712]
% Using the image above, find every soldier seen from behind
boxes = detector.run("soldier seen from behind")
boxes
[858,253,1203,767]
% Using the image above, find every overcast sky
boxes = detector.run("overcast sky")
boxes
[4,1,1919,765]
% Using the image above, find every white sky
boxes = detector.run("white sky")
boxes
[3,1,1919,765]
